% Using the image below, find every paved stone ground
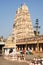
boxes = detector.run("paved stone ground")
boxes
[0,56,29,65]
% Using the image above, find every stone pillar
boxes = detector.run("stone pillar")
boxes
[5,49,9,56]
[31,47,35,54]
[31,47,34,51]
[13,48,16,56]
[13,48,16,52]
[22,47,23,51]
[19,47,20,51]
[24,47,26,50]
[35,47,38,51]
[40,47,42,52]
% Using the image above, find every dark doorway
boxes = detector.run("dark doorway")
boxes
[9,49,13,53]
[0,45,4,55]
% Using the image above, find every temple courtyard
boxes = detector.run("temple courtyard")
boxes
[0,56,29,65]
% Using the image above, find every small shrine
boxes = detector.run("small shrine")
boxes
[3,35,16,56]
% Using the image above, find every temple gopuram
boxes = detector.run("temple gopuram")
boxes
[12,4,43,51]
[2,4,43,55]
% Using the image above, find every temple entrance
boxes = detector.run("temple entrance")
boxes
[9,48,13,53]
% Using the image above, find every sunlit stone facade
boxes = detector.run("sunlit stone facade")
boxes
[12,4,35,42]
[4,4,43,52]
[4,35,16,55]
[0,4,43,55]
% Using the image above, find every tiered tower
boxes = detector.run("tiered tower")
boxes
[12,4,35,43]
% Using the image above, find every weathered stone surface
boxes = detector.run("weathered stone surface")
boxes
[12,4,35,44]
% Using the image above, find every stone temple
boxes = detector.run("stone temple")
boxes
[12,4,35,49]
[3,4,35,55]
[3,4,43,55]
[12,4,43,51]
[12,4,35,40]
